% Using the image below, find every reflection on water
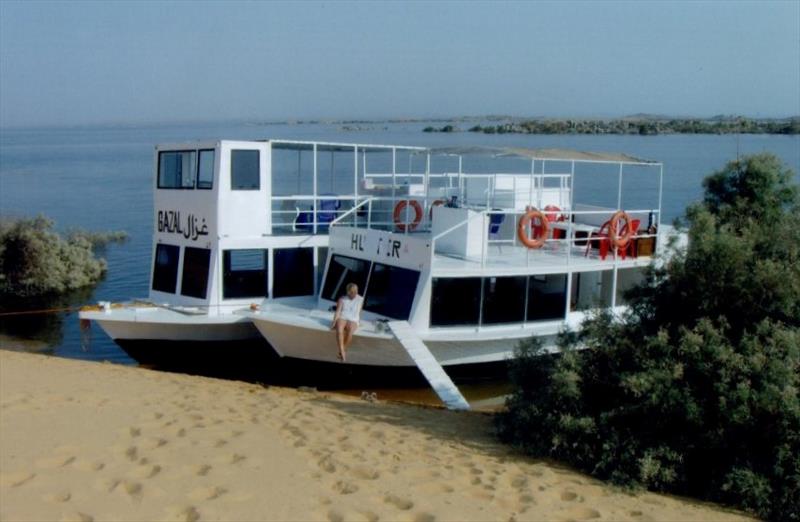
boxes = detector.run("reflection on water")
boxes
[0,286,95,351]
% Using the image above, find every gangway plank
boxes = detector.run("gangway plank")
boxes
[387,321,470,411]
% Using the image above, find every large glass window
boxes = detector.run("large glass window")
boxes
[152,244,180,293]
[322,255,370,302]
[158,151,196,189]
[527,274,567,321]
[231,149,260,190]
[223,249,268,299]
[197,149,215,189]
[364,263,420,320]
[180,247,211,299]
[430,277,481,326]
[482,276,526,325]
[570,270,613,311]
[273,248,314,298]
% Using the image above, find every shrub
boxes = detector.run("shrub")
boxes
[0,215,127,297]
[497,153,800,521]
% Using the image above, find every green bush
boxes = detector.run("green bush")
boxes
[497,153,800,521]
[0,215,127,297]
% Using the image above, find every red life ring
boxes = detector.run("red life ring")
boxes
[393,200,423,232]
[609,210,633,249]
[517,209,549,249]
[429,199,445,219]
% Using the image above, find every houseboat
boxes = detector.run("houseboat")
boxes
[80,139,677,378]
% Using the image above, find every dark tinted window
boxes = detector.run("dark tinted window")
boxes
[364,263,420,320]
[430,277,481,326]
[273,248,314,298]
[158,151,196,189]
[231,149,260,190]
[197,149,215,189]
[527,273,567,321]
[322,255,370,301]
[223,249,268,299]
[152,244,180,293]
[180,247,211,299]
[482,276,526,325]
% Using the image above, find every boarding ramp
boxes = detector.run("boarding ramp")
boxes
[387,321,470,411]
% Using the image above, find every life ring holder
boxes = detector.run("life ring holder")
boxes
[609,210,633,249]
[393,200,424,232]
[429,199,445,220]
[517,208,549,249]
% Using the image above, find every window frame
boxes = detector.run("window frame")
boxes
[157,150,198,190]
[196,149,215,190]
[231,149,261,191]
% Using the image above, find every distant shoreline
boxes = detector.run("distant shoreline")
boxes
[2,114,799,133]
[424,116,800,136]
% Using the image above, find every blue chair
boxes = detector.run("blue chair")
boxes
[316,196,341,232]
[293,207,313,232]
[489,210,505,252]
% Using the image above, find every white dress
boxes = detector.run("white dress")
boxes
[338,296,363,324]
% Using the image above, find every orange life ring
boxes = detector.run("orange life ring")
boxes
[394,200,423,232]
[608,210,633,249]
[517,209,549,249]
[429,199,445,219]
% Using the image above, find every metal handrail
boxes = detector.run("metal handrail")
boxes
[330,197,374,227]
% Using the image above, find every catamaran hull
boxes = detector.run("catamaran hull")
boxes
[249,314,558,368]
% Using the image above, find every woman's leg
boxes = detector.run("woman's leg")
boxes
[343,321,358,349]
[335,319,347,360]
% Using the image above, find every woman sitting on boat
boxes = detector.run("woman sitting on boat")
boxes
[331,283,363,362]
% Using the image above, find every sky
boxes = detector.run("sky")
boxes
[0,0,798,128]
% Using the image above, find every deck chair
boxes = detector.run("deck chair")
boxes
[585,220,611,260]
[316,196,341,232]
[617,219,641,260]
[488,211,505,253]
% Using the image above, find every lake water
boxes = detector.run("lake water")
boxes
[1,121,798,397]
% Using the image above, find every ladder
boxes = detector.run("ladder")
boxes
[387,321,470,411]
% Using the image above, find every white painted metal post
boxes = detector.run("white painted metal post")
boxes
[354,145,358,227]
[312,144,318,235]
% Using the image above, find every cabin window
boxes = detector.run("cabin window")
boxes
[364,263,420,320]
[273,248,314,298]
[231,149,260,190]
[482,276,526,325]
[152,244,180,293]
[158,151,196,189]
[571,270,614,311]
[197,149,215,189]
[180,247,211,299]
[430,277,481,327]
[615,267,647,306]
[322,255,370,302]
[223,249,268,299]
[527,274,567,321]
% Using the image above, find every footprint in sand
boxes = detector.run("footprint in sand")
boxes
[384,494,414,510]
[414,513,436,522]
[75,460,105,472]
[560,490,579,502]
[195,464,212,476]
[188,485,227,501]
[564,506,602,520]
[350,466,380,480]
[129,427,141,437]
[124,446,138,461]
[43,491,71,503]
[60,511,94,522]
[134,464,161,479]
[145,437,168,449]
[35,455,76,469]
[166,506,200,522]
[122,481,143,500]
[1,471,36,488]
[318,455,337,473]
[332,481,358,495]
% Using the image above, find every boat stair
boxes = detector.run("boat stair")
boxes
[387,321,470,411]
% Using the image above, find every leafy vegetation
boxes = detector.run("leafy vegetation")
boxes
[469,116,800,135]
[0,215,127,297]
[497,153,800,520]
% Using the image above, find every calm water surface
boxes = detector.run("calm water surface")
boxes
[1,121,798,400]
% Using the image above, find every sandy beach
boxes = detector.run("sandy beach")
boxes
[0,350,753,522]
